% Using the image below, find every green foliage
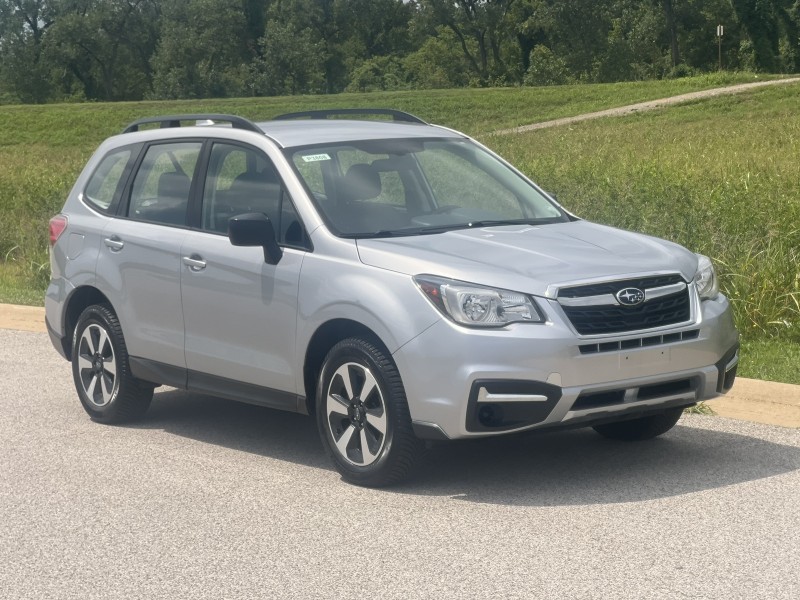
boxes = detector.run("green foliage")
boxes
[1,1,799,101]
[151,0,252,99]
[250,21,326,96]
[740,337,800,384]
[403,28,473,89]
[44,0,159,101]
[524,46,573,86]
[684,402,715,415]
[729,0,798,71]
[346,57,408,93]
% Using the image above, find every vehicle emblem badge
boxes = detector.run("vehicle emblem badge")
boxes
[616,287,645,306]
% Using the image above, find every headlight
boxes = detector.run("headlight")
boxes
[414,275,544,327]
[694,254,719,300]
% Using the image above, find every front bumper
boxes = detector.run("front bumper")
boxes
[394,293,739,440]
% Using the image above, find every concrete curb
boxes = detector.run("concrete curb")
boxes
[0,303,46,333]
[2,302,797,428]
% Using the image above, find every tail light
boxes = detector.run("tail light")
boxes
[49,215,68,246]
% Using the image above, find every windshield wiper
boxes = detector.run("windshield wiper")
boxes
[352,229,430,239]
[417,219,551,233]
[351,218,562,239]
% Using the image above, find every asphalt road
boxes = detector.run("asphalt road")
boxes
[1,329,799,599]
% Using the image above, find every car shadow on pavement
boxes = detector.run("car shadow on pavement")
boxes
[132,388,330,470]
[399,421,800,505]
[136,388,800,506]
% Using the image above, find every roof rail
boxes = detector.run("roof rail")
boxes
[272,109,427,125]
[122,114,262,134]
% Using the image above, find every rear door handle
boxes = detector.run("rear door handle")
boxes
[182,254,207,271]
[103,236,124,251]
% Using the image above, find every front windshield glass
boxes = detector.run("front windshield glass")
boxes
[288,138,567,237]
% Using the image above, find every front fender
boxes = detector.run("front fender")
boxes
[296,253,440,371]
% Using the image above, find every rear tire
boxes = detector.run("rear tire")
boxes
[316,337,423,487]
[72,304,153,423]
[592,407,684,441]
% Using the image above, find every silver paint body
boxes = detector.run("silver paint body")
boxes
[46,119,738,439]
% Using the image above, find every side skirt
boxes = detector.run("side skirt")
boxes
[129,356,306,414]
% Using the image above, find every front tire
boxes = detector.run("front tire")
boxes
[72,304,153,423]
[592,407,684,441]
[316,337,423,487]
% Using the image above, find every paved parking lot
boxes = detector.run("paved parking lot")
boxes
[1,329,799,599]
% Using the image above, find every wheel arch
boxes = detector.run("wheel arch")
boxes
[302,319,389,415]
[61,286,113,360]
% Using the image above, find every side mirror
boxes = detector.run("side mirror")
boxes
[228,213,283,265]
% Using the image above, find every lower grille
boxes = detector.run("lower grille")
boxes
[572,378,696,411]
[579,329,699,354]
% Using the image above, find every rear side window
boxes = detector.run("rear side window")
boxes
[128,142,202,226]
[84,148,133,212]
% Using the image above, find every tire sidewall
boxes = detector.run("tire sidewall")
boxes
[316,339,404,484]
[72,305,122,420]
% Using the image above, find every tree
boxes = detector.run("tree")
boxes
[420,0,517,85]
[730,0,798,71]
[250,19,325,95]
[45,0,160,101]
[661,0,680,67]
[151,0,251,99]
[403,26,473,88]
[265,0,346,93]
[0,0,56,102]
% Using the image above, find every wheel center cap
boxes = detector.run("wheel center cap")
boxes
[350,401,367,427]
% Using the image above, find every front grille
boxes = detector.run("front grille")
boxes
[558,275,691,336]
[558,274,684,298]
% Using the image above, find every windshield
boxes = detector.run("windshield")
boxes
[287,138,567,237]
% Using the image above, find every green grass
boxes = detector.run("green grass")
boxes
[739,338,800,385]
[1,73,798,384]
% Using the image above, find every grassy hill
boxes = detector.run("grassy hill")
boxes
[1,73,797,383]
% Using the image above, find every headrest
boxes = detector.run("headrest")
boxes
[342,163,381,201]
[230,168,278,191]
[157,171,191,200]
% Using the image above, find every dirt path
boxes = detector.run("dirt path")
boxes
[489,77,800,136]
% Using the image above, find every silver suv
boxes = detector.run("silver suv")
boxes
[46,110,739,486]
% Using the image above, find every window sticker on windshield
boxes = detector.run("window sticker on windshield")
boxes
[302,153,331,163]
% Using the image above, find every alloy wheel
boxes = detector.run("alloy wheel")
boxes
[325,362,387,466]
[76,323,118,407]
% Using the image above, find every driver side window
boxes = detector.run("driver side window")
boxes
[202,143,307,247]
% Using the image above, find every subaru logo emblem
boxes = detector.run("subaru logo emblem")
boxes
[616,287,645,306]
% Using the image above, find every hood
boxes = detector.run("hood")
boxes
[356,221,698,297]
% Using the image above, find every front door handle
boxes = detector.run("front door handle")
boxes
[103,236,124,251]
[182,254,207,271]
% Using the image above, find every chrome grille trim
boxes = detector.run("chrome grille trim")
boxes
[556,281,688,308]
[644,282,687,301]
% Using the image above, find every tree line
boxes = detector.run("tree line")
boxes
[1,0,798,104]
